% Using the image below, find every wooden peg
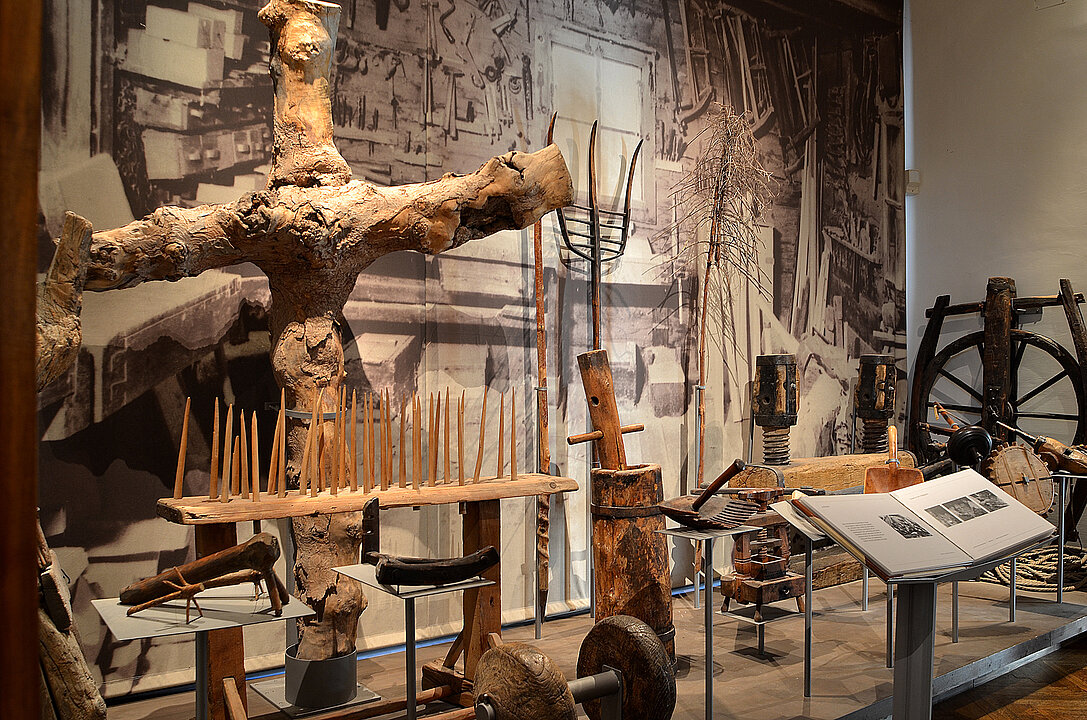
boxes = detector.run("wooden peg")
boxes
[268,405,281,497]
[497,392,505,478]
[413,394,422,489]
[428,391,436,487]
[209,398,220,500]
[238,412,248,498]
[444,388,451,484]
[222,404,234,500]
[251,412,260,503]
[368,393,377,491]
[331,389,341,493]
[458,390,465,485]
[379,391,389,491]
[385,390,393,487]
[312,388,323,497]
[399,397,407,488]
[223,437,239,503]
[350,390,359,492]
[277,388,287,497]
[510,391,517,481]
[174,397,191,499]
[474,388,488,483]
[331,390,342,496]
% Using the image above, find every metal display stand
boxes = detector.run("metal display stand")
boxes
[334,564,494,720]
[886,537,1052,720]
[93,586,314,720]
[658,524,759,720]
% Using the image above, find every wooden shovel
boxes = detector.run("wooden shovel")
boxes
[863,425,924,494]
[658,459,747,529]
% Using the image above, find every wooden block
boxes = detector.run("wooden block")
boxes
[188,2,243,33]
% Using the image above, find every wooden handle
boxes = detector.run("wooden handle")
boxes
[567,424,644,446]
[887,425,899,468]
[692,459,746,512]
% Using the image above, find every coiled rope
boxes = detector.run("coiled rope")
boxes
[978,545,1087,592]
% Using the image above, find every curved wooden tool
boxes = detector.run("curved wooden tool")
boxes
[658,458,747,529]
[365,546,500,587]
[119,532,281,606]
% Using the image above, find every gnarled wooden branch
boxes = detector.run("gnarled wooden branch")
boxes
[84,145,571,292]
[36,212,92,392]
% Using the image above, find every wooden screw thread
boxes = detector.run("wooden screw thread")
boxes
[251,412,260,502]
[209,398,220,500]
[474,388,488,482]
[458,391,465,485]
[174,397,191,499]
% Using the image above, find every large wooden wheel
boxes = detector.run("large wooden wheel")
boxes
[913,329,1087,460]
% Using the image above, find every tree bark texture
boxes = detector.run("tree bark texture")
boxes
[78,0,572,662]
[36,212,92,393]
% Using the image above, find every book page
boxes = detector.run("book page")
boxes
[891,469,1055,562]
[795,492,972,577]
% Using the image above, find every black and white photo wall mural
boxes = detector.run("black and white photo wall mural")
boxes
[38,0,904,693]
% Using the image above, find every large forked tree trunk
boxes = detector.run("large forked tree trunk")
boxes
[80,0,572,661]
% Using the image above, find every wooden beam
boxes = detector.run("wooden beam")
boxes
[0,0,43,714]
[158,474,578,524]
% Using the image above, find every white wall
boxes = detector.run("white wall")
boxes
[907,0,1087,428]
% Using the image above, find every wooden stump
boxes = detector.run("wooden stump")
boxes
[590,463,675,661]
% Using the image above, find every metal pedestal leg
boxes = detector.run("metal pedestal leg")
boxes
[694,541,701,609]
[1058,477,1066,605]
[863,566,870,611]
[951,582,959,643]
[703,536,714,720]
[195,631,209,720]
[805,538,813,697]
[406,598,417,720]
[892,582,937,720]
[886,583,894,668]
[1009,558,1017,622]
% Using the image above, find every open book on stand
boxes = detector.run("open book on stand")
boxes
[791,469,1055,580]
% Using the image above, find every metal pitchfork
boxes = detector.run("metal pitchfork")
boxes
[549,114,643,350]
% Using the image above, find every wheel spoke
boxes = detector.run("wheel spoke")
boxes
[1012,339,1027,376]
[927,402,982,416]
[936,369,983,402]
[1015,411,1080,422]
[1014,370,1069,407]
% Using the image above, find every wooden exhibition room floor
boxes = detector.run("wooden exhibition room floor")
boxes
[109,579,1087,720]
